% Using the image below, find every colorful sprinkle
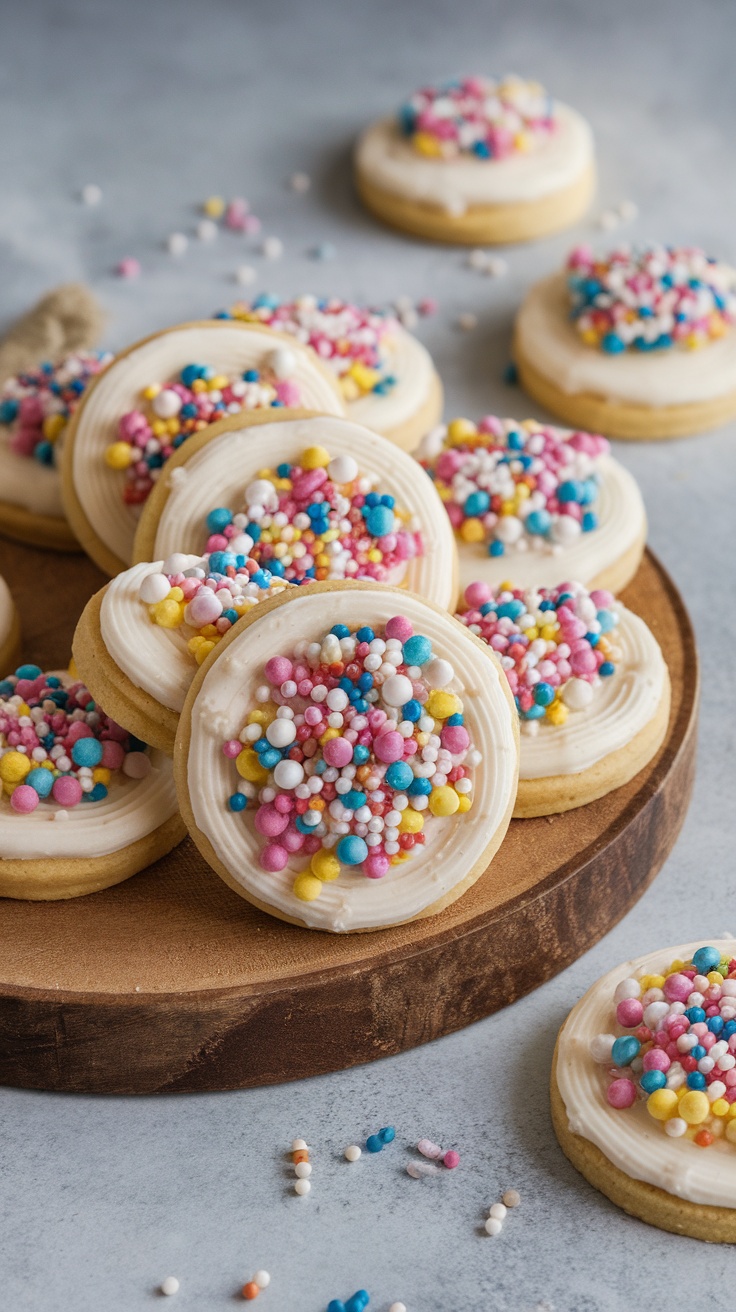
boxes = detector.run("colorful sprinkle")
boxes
[567,244,736,353]
[224,616,480,899]
[399,76,555,160]
[0,352,112,466]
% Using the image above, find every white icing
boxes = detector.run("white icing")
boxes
[348,327,435,436]
[517,273,736,406]
[455,454,646,592]
[557,940,736,1208]
[0,747,178,859]
[519,604,666,779]
[355,103,594,211]
[145,416,457,610]
[187,588,518,931]
[68,323,346,569]
[0,574,14,651]
[0,431,65,517]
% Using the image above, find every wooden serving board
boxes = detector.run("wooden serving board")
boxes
[0,542,698,1094]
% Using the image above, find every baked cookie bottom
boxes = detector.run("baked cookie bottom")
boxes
[377,369,444,453]
[73,585,179,755]
[550,1038,736,1243]
[515,339,736,441]
[513,670,671,818]
[355,162,595,246]
[0,809,186,901]
[0,499,80,552]
[0,605,22,677]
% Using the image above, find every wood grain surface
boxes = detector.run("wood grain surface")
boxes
[0,537,699,1093]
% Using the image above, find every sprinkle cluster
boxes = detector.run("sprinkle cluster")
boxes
[203,445,423,584]
[139,552,292,666]
[0,665,150,813]
[594,946,736,1149]
[0,352,112,466]
[216,295,398,401]
[399,76,555,160]
[223,616,480,901]
[105,353,303,505]
[457,582,618,730]
[567,244,736,353]
[422,417,608,557]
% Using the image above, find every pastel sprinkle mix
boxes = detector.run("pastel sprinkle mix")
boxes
[593,945,736,1149]
[399,75,555,160]
[457,582,619,731]
[0,666,151,812]
[202,446,423,584]
[0,352,112,466]
[223,615,480,899]
[421,416,608,557]
[567,244,736,353]
[105,354,302,505]
[216,295,399,401]
[139,552,293,666]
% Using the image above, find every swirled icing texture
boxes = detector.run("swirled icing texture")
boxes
[557,941,736,1207]
[348,327,435,435]
[0,434,64,516]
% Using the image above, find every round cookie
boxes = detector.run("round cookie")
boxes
[0,665,184,899]
[355,76,594,245]
[0,575,21,675]
[419,415,646,596]
[217,295,443,452]
[456,580,670,816]
[61,320,346,576]
[552,940,736,1242]
[132,411,458,609]
[175,580,519,932]
[0,350,111,550]
[515,244,736,440]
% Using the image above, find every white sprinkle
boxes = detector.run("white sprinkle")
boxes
[81,183,102,206]
[160,1276,179,1296]
[618,198,639,221]
[294,1161,312,1179]
[456,312,478,332]
[344,1144,362,1161]
[235,264,257,285]
[291,1138,308,1151]
[398,307,419,330]
[489,1202,507,1220]
[598,209,620,231]
[389,1304,407,1312]
[502,1188,521,1208]
[253,1271,271,1289]
[166,232,188,257]
[290,171,311,193]
[484,1217,503,1236]
[467,248,489,271]
[485,256,508,278]
[262,236,284,259]
[294,1178,311,1196]
[196,218,218,242]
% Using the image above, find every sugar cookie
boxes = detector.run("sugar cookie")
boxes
[174,580,518,932]
[456,580,670,816]
[419,415,646,596]
[355,76,594,244]
[61,320,346,575]
[552,940,736,1242]
[515,244,736,439]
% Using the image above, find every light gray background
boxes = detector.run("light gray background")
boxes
[1,1,735,1308]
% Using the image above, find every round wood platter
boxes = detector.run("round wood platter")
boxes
[0,539,698,1094]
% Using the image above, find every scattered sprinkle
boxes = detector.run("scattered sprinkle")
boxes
[309,241,336,261]
[166,232,188,257]
[235,264,258,285]
[196,218,218,243]
[503,1188,521,1207]
[456,312,477,332]
[597,209,620,231]
[618,199,639,221]
[261,236,284,260]
[160,1276,180,1296]
[81,183,102,207]
[116,257,141,279]
[366,1126,395,1153]
[327,1289,369,1312]
[344,1145,362,1161]
[203,196,225,219]
[290,172,311,193]
[225,198,250,231]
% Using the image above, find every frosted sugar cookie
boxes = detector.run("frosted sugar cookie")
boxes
[217,295,442,452]
[355,76,594,245]
[419,415,646,596]
[0,664,184,899]
[515,244,736,439]
[175,581,518,932]
[0,350,111,550]
[0,575,21,675]
[133,412,458,610]
[456,580,670,816]
[61,320,346,575]
[552,940,736,1241]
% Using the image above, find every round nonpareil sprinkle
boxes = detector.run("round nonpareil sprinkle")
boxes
[567,244,736,353]
[457,581,619,732]
[0,351,112,466]
[327,1291,369,1312]
[0,666,151,812]
[399,76,555,160]
[422,417,608,558]
[106,356,301,506]
[223,615,480,898]
[592,945,736,1147]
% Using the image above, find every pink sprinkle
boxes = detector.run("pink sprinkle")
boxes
[606,1078,637,1109]
[265,656,293,685]
[463,581,492,610]
[116,257,141,280]
[385,615,413,642]
[259,842,289,872]
[616,998,644,1028]
[51,776,83,807]
[442,1150,460,1169]
[10,784,39,814]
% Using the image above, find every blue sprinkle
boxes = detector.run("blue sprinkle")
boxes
[228,793,247,812]
[488,540,505,557]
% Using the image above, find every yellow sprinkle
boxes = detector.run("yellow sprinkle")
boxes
[447,417,477,444]
[457,794,472,813]
[105,441,133,470]
[203,195,225,218]
[412,132,443,157]
[235,748,268,783]
[293,873,323,902]
[43,413,66,441]
[429,785,460,817]
[302,445,330,469]
[93,767,111,785]
[310,849,341,882]
[459,518,485,544]
[545,702,568,726]
[142,383,161,400]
